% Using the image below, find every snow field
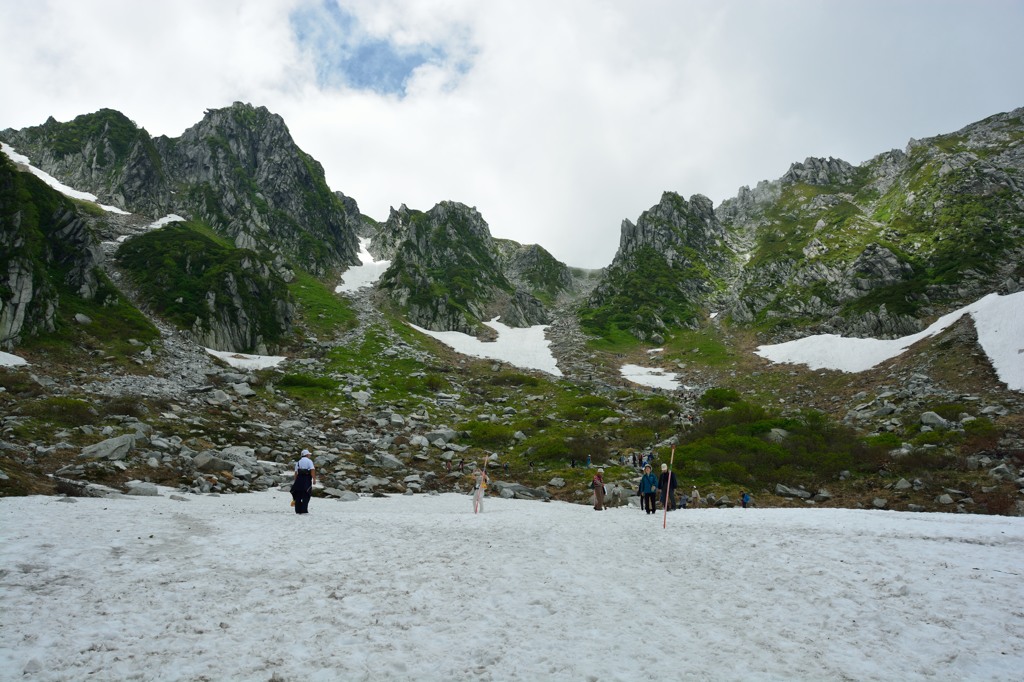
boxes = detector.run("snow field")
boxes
[1,491,1022,681]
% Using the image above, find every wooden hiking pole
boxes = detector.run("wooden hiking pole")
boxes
[663,446,676,529]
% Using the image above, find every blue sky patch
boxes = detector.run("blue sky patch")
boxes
[290,1,454,96]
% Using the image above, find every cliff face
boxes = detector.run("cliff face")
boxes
[2,104,361,276]
[590,108,1024,342]
[375,202,550,335]
[583,191,735,343]
[0,153,106,349]
[115,221,295,354]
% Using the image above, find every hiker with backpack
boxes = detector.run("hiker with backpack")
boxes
[291,449,316,514]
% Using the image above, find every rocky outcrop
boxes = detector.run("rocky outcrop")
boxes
[3,103,361,275]
[781,156,857,187]
[585,191,736,341]
[0,153,106,349]
[493,240,574,303]
[116,221,294,353]
[376,202,550,334]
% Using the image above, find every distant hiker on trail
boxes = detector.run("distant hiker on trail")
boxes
[586,455,592,468]
[291,449,316,514]
[741,491,751,508]
[592,468,606,511]
[690,486,702,509]
[472,464,489,513]
[657,463,678,511]
[639,464,658,515]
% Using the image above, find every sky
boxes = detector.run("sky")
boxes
[2,489,1023,680]
[1,1,1023,268]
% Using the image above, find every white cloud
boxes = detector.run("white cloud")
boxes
[2,0,1023,268]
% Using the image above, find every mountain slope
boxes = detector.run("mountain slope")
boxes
[374,202,549,335]
[2,103,362,275]
[591,107,1024,344]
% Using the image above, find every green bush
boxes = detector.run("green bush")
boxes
[490,371,541,387]
[20,397,96,427]
[699,387,741,409]
[866,432,902,450]
[464,421,514,448]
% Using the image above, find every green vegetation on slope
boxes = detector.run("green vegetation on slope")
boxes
[116,220,292,345]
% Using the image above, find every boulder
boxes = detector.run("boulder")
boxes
[193,451,236,473]
[920,412,950,430]
[490,481,550,500]
[79,434,136,461]
[125,481,160,496]
[989,463,1017,482]
[775,483,811,499]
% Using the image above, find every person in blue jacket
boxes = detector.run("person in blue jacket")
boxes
[639,464,659,514]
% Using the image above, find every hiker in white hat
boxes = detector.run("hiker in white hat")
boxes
[291,448,316,514]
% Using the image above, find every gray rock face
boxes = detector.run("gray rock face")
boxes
[588,191,733,339]
[1,158,106,349]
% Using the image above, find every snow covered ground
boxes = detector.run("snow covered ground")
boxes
[1,142,129,214]
[411,319,563,377]
[0,351,28,367]
[619,363,687,390]
[1,491,1022,681]
[204,348,288,370]
[757,291,1024,391]
[335,238,392,293]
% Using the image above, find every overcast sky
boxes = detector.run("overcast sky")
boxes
[2,0,1022,268]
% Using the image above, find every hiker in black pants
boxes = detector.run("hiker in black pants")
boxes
[291,449,316,514]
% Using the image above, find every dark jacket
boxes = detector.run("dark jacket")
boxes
[657,471,678,493]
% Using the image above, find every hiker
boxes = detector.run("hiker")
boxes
[657,463,678,511]
[690,486,702,509]
[639,464,658,515]
[291,448,316,514]
[592,468,606,511]
[472,464,489,513]
[741,491,751,508]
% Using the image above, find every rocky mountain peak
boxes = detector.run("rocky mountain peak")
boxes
[612,191,726,270]
[375,201,549,334]
[781,156,856,187]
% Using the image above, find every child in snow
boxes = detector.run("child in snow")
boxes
[472,464,489,513]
